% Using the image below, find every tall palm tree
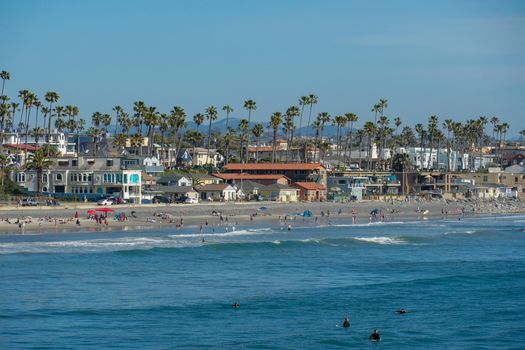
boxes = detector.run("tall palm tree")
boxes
[205,105,218,166]
[414,123,426,170]
[158,114,169,161]
[113,133,128,150]
[238,119,250,162]
[269,112,283,163]
[132,101,147,135]
[0,70,10,97]
[363,121,377,170]
[298,95,309,136]
[10,102,19,131]
[305,94,318,139]
[443,119,454,172]
[44,92,59,139]
[344,113,358,167]
[371,104,380,124]
[252,123,264,163]
[193,113,204,133]
[112,105,123,135]
[377,115,390,169]
[185,130,204,166]
[30,126,45,145]
[223,128,235,164]
[76,118,85,157]
[222,105,233,131]
[24,149,53,195]
[243,99,257,148]
[378,99,388,119]
[170,107,187,166]
[144,106,159,155]
[490,116,500,146]
[333,115,346,167]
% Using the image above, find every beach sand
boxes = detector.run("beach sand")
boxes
[1,198,524,235]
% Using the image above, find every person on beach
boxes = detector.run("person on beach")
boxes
[287,224,292,231]
[369,329,381,341]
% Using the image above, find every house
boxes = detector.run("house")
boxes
[456,167,525,198]
[212,173,290,186]
[327,175,367,201]
[181,147,223,167]
[330,171,401,198]
[11,156,142,203]
[293,182,327,202]
[223,163,327,186]
[197,184,237,201]
[156,173,192,186]
[235,180,263,201]
[188,173,223,185]
[258,184,299,202]
[156,185,199,202]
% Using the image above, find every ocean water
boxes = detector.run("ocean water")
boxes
[1,216,525,349]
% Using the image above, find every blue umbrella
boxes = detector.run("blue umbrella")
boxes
[303,210,313,217]
[370,208,380,215]
[259,206,268,211]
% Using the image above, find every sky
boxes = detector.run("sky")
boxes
[1,0,524,134]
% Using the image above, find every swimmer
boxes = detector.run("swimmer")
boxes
[287,224,292,231]
[396,309,407,314]
[342,316,350,328]
[232,302,240,308]
[369,329,381,341]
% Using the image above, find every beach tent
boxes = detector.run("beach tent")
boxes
[96,207,115,213]
[87,209,97,215]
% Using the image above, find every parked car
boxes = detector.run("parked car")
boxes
[97,198,115,206]
[19,198,38,206]
[185,197,198,204]
[152,195,172,204]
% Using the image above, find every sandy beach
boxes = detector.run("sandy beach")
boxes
[1,198,524,235]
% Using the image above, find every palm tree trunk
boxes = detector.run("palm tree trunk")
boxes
[272,129,277,163]
[256,136,259,163]
[206,120,212,167]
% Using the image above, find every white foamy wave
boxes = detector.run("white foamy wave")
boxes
[443,230,476,235]
[0,236,199,254]
[169,227,273,239]
[322,221,406,228]
[353,236,407,245]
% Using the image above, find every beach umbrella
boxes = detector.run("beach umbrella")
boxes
[96,207,115,213]
[303,210,313,217]
[75,211,79,219]
[87,209,97,215]
[258,206,268,211]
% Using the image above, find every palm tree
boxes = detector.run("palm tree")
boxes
[414,123,426,169]
[170,107,187,166]
[205,106,218,167]
[0,102,10,132]
[520,130,525,146]
[222,105,233,131]
[285,105,300,161]
[377,115,390,169]
[76,118,85,157]
[9,102,19,131]
[223,128,235,165]
[158,114,169,161]
[112,105,123,135]
[316,112,331,163]
[87,127,104,156]
[298,96,309,136]
[132,101,147,135]
[193,113,204,132]
[333,115,346,167]
[0,153,10,188]
[144,106,159,155]
[130,133,145,149]
[426,115,438,169]
[44,91,59,141]
[30,126,45,145]
[185,130,204,166]
[344,113,358,167]
[24,149,53,195]
[305,94,318,139]
[113,133,128,150]
[378,99,388,119]
[363,121,377,170]
[252,123,264,163]
[238,119,250,162]
[356,128,365,169]
[443,119,454,172]
[244,100,257,148]
[269,112,283,163]
[371,104,380,124]
[490,116,500,146]
[0,70,9,97]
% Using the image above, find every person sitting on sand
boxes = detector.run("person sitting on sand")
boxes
[369,329,380,341]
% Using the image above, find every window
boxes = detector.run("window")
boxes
[515,177,518,183]
[107,159,113,167]
[83,174,87,182]
[338,180,347,185]
[56,174,63,181]
[483,176,488,182]
[16,173,25,182]
[73,174,78,181]
[103,174,107,183]
[58,160,69,166]
[72,159,77,167]
[124,174,128,184]
[42,174,48,182]
[88,174,92,181]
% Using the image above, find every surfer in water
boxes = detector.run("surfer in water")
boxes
[396,309,407,314]
[232,302,240,308]
[369,329,381,341]
[342,316,350,328]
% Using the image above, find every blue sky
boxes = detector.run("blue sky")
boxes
[2,0,524,134]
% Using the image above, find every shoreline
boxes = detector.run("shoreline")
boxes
[1,198,524,236]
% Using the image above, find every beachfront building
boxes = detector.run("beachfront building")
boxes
[329,171,401,198]
[156,173,192,186]
[187,173,223,186]
[11,156,142,203]
[327,175,367,201]
[180,147,223,167]
[223,163,328,186]
[292,182,327,202]
[396,147,469,171]
[455,165,525,199]
[212,173,290,186]
[197,184,237,201]
[1,131,74,157]
[153,186,199,203]
[258,184,299,202]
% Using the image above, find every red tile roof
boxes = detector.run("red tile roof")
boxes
[293,182,327,190]
[4,144,40,152]
[224,163,325,171]
[212,173,289,180]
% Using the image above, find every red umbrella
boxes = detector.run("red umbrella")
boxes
[96,207,115,213]
[75,211,79,219]
[87,209,97,215]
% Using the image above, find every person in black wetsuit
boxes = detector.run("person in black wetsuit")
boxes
[396,308,407,314]
[232,302,240,308]
[342,316,350,328]
[369,329,380,341]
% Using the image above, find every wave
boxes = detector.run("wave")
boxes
[169,227,273,238]
[353,236,408,245]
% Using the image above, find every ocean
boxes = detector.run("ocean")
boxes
[1,215,524,349]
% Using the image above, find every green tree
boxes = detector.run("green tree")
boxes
[24,149,53,195]
[222,105,233,131]
[205,106,218,166]
[363,121,377,170]
[343,113,358,166]
[44,91,59,142]
[0,70,10,97]
[238,119,249,162]
[305,94,318,140]
[269,112,283,163]
[252,123,264,163]
[87,127,104,156]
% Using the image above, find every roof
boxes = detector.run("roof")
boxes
[188,173,219,180]
[293,182,327,190]
[4,144,40,152]
[224,163,325,171]
[212,173,289,181]
[504,165,525,174]
[157,173,190,184]
[262,183,299,192]
[155,185,197,194]
[197,184,234,191]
